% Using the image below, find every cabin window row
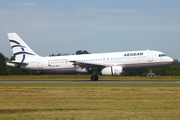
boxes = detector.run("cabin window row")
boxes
[48,56,147,64]
[77,56,147,62]
[48,61,65,64]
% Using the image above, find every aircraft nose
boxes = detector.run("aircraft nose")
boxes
[170,57,174,62]
[167,57,174,64]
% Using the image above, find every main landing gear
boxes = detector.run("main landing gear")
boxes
[91,75,99,81]
[90,68,99,81]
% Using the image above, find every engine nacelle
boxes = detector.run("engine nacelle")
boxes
[101,66,123,76]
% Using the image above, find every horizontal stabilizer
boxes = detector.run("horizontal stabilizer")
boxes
[7,60,29,65]
[6,60,29,68]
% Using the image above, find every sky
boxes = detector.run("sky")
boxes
[0,0,180,60]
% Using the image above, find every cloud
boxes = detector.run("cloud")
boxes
[77,7,139,14]
[154,8,180,15]
[12,2,38,7]
[100,8,139,14]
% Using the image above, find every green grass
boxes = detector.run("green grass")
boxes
[1,75,180,80]
[0,84,180,120]
[0,83,180,87]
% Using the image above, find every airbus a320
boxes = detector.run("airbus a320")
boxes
[6,33,174,81]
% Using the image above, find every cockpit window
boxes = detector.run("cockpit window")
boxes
[159,54,167,57]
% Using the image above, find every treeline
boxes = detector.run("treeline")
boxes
[0,51,180,76]
[49,50,90,56]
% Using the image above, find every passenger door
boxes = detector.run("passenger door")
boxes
[148,52,153,62]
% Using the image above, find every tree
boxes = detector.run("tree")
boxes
[49,53,70,56]
[75,50,90,55]
[0,53,8,75]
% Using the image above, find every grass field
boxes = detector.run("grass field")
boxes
[0,83,180,120]
[1,75,180,80]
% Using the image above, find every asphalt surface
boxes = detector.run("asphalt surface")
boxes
[0,80,180,84]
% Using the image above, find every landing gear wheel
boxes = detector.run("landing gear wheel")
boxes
[149,73,155,78]
[91,75,99,81]
[148,68,155,78]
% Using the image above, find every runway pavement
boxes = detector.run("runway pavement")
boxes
[0,80,180,84]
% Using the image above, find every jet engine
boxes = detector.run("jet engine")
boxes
[101,66,123,76]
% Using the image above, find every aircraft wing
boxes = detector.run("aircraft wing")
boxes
[69,60,106,68]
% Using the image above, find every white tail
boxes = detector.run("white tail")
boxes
[7,33,38,61]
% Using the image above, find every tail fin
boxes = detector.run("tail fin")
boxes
[7,33,38,60]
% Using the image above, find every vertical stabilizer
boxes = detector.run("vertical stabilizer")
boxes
[7,33,38,61]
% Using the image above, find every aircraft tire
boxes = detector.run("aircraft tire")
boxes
[149,73,155,78]
[91,75,99,81]
[150,75,154,78]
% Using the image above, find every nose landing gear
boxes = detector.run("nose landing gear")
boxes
[148,69,155,78]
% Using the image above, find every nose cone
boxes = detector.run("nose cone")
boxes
[166,57,174,64]
[170,57,174,62]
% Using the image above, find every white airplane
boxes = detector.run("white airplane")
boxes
[6,33,174,81]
